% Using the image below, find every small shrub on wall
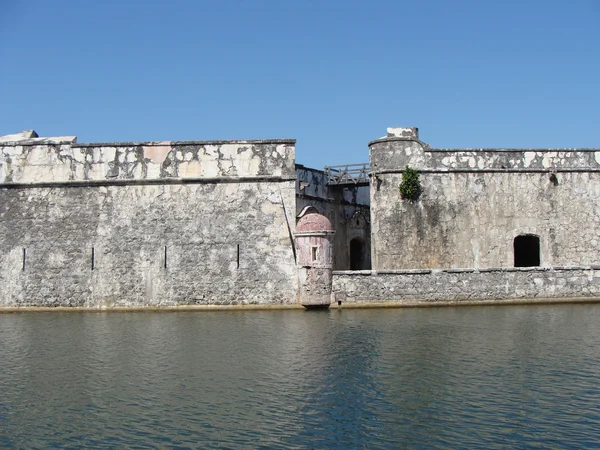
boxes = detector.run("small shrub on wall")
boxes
[399,166,421,201]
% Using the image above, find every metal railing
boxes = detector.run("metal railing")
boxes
[324,163,370,185]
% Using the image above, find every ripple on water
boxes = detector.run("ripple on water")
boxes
[1,306,600,447]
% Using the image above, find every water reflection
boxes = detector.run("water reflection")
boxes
[1,305,600,447]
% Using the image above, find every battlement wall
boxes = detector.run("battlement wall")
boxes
[0,139,296,186]
[370,129,600,174]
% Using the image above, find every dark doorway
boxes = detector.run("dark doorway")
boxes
[514,235,540,267]
[350,238,367,270]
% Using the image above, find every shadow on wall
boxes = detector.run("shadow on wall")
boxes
[350,237,370,270]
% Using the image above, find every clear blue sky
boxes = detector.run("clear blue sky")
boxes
[1,0,599,168]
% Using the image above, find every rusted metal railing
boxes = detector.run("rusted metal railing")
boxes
[324,163,370,185]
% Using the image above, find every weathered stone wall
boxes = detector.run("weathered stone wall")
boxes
[296,165,370,270]
[0,139,295,184]
[370,129,600,270]
[332,266,600,304]
[0,139,298,307]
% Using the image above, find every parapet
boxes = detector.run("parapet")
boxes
[0,131,296,185]
[370,127,600,173]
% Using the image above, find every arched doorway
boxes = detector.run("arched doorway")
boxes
[350,237,368,270]
[514,234,540,267]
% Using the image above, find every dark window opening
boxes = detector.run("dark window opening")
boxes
[350,238,368,270]
[311,246,318,262]
[514,235,540,267]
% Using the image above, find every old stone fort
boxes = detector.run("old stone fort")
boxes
[2,126,600,309]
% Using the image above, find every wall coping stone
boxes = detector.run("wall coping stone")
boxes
[333,269,433,275]
[443,268,476,273]
[0,139,296,147]
[478,266,549,273]
[76,139,296,147]
[334,266,598,276]
[328,297,600,309]
[332,270,373,276]
[368,137,428,147]
[428,148,600,153]
[378,269,432,275]
[372,168,600,175]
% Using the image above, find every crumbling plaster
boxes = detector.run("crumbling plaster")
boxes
[0,139,296,184]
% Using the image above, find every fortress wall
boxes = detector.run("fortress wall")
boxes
[332,266,600,304]
[370,135,600,270]
[372,171,600,269]
[0,140,298,307]
[0,139,296,184]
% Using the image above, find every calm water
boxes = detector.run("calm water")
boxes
[1,305,600,448]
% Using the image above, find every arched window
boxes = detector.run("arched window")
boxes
[514,234,540,267]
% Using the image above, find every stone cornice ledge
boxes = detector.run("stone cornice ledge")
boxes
[73,139,296,148]
[0,175,297,189]
[333,265,600,276]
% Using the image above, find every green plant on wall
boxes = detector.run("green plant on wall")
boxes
[399,166,421,200]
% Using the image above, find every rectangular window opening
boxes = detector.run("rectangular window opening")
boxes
[237,244,240,269]
[164,246,168,269]
[311,246,318,262]
[91,247,95,271]
[22,248,26,271]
